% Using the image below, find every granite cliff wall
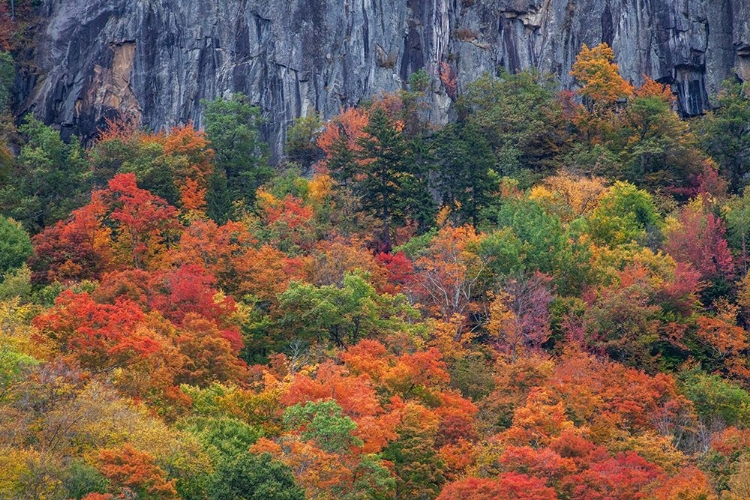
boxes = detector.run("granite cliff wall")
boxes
[17,0,750,157]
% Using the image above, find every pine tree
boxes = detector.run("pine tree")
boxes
[354,107,409,250]
[435,123,498,227]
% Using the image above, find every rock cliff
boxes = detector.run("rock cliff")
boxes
[18,0,750,157]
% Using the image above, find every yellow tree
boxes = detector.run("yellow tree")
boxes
[529,172,607,223]
[570,43,633,114]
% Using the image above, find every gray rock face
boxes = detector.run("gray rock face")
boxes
[18,0,750,157]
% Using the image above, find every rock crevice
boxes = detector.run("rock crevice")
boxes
[19,0,750,157]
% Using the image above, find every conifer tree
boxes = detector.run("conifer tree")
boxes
[353,107,410,250]
[204,94,271,222]
[435,122,498,227]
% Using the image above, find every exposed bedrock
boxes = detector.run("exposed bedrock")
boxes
[18,0,750,157]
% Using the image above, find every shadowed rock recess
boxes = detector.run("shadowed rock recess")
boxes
[19,0,750,157]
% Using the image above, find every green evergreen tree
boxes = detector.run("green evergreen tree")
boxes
[352,107,410,249]
[204,94,271,222]
[435,123,498,228]
[402,137,437,233]
[327,131,358,187]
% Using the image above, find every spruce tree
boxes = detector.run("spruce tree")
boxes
[435,122,498,227]
[354,107,409,250]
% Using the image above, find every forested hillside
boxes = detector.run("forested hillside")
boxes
[1,42,750,499]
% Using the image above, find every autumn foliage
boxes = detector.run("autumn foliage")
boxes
[1,43,750,500]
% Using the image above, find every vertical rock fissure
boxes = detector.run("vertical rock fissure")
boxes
[18,0,750,157]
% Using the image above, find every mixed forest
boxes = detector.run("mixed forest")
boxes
[1,41,750,499]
